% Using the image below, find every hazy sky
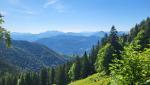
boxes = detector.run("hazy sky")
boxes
[0,0,150,33]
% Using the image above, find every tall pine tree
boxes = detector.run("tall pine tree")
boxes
[95,26,123,74]
[81,52,90,78]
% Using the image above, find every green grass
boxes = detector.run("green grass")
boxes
[69,73,111,85]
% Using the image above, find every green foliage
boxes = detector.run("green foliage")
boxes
[68,40,101,82]
[108,26,118,44]
[95,43,112,72]
[110,46,150,85]
[108,18,150,84]
[0,14,11,47]
[128,17,150,43]
[68,63,77,81]
[68,56,81,81]
[89,41,101,74]
[128,24,140,42]
[0,14,4,24]
[95,26,123,74]
[95,18,150,84]
[0,29,11,47]
[69,73,111,85]
[133,27,150,51]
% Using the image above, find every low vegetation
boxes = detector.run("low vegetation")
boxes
[69,73,110,85]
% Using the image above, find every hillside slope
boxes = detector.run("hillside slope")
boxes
[0,40,66,71]
[0,58,17,72]
[69,73,110,85]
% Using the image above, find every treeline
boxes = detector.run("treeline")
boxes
[0,42,100,85]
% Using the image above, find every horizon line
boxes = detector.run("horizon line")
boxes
[11,30,129,34]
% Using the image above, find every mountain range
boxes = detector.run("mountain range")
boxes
[11,31,106,55]
[36,35,101,55]
[11,31,127,55]
[11,31,105,41]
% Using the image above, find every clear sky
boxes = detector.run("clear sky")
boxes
[0,0,150,33]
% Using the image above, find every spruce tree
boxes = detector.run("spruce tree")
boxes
[95,26,123,74]
[89,45,97,74]
[101,33,108,46]
[81,52,90,78]
[56,66,67,85]
[74,56,81,80]
[40,68,49,85]
[51,68,55,84]
[109,26,123,58]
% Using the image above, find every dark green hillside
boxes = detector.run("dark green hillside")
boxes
[0,40,67,71]
[0,58,17,73]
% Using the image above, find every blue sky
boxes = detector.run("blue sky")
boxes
[0,0,150,33]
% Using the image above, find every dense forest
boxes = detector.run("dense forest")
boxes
[0,14,150,85]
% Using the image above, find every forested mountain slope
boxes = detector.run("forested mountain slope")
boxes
[0,58,17,72]
[0,40,67,71]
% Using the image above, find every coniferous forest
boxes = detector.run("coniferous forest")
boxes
[0,13,150,85]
